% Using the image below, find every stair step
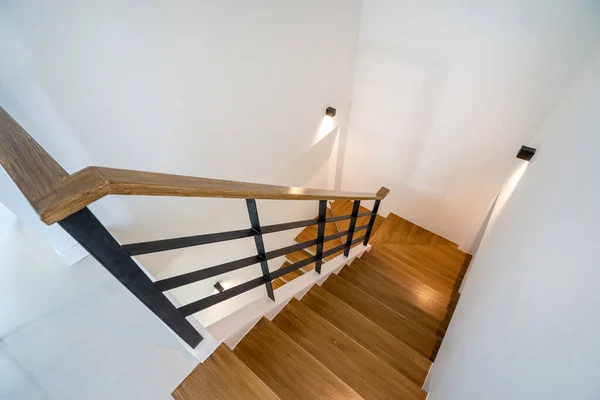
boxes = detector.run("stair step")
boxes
[382,245,464,289]
[285,249,316,271]
[330,200,385,234]
[341,259,450,321]
[369,212,456,246]
[278,262,304,283]
[355,248,458,309]
[321,274,441,360]
[172,344,278,400]
[233,318,361,400]
[271,277,286,290]
[339,264,448,338]
[365,246,461,299]
[301,284,431,386]
[273,299,426,400]
[410,244,472,275]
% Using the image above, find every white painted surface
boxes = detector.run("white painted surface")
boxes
[0,170,87,266]
[0,0,362,326]
[341,0,600,250]
[0,204,197,400]
[425,45,600,399]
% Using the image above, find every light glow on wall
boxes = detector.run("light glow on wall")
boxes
[314,115,337,144]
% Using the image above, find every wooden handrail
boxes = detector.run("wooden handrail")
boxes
[1,107,389,226]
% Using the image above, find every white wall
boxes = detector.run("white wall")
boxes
[425,43,600,399]
[341,0,600,250]
[0,0,362,326]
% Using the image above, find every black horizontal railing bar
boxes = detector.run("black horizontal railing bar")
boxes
[357,211,373,217]
[270,254,319,280]
[326,214,353,223]
[351,235,367,245]
[264,239,318,260]
[122,215,355,257]
[322,242,348,258]
[123,228,255,256]
[355,224,369,233]
[270,235,354,280]
[260,218,318,234]
[155,229,352,291]
[323,229,350,241]
[178,276,267,316]
[155,255,261,291]
[178,236,370,315]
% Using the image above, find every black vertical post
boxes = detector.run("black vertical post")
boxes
[246,199,275,301]
[58,208,203,348]
[344,200,361,257]
[315,200,328,274]
[363,200,381,245]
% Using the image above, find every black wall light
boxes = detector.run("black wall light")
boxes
[325,106,336,117]
[214,282,225,293]
[516,145,536,161]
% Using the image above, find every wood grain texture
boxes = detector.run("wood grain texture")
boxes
[273,299,426,400]
[369,212,457,247]
[331,199,385,238]
[339,264,448,338]
[321,274,441,360]
[301,285,431,386]
[278,262,305,283]
[354,247,459,309]
[0,106,68,204]
[233,318,362,400]
[172,344,278,400]
[271,278,286,290]
[34,166,389,224]
[285,249,316,271]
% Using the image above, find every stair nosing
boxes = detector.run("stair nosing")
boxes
[321,274,441,356]
[274,299,427,399]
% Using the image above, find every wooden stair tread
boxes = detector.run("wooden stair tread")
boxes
[278,262,304,282]
[301,284,431,386]
[271,277,286,290]
[356,248,459,307]
[384,244,471,286]
[330,200,385,234]
[366,246,461,296]
[172,344,278,400]
[339,264,448,338]
[321,274,441,360]
[342,259,450,321]
[370,212,456,246]
[273,299,426,400]
[285,249,316,271]
[233,318,361,400]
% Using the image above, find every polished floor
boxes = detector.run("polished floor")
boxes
[0,203,196,400]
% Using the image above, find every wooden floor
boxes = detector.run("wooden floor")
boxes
[173,205,471,400]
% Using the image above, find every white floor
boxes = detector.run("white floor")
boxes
[0,204,197,400]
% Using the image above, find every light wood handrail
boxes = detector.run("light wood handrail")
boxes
[1,107,389,225]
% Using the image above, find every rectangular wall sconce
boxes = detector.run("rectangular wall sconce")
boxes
[517,145,536,161]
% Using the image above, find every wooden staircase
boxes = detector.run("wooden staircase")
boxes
[173,201,471,400]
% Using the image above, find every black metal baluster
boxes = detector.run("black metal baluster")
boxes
[343,200,361,257]
[246,199,275,301]
[315,200,327,274]
[58,208,203,348]
[363,200,381,245]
